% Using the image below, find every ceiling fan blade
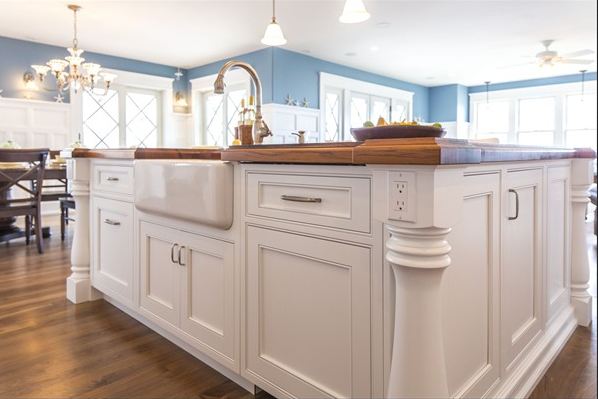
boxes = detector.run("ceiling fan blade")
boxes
[559,59,594,64]
[560,49,595,58]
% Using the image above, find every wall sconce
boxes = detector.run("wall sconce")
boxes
[23,72,39,91]
[175,91,188,107]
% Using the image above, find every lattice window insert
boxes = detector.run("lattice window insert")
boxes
[126,92,159,148]
[325,91,341,141]
[82,89,119,149]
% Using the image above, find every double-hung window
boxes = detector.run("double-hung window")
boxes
[321,73,413,141]
[470,81,597,153]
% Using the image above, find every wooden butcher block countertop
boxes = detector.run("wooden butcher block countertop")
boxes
[61,139,595,165]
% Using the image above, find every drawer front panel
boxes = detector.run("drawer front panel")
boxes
[246,173,371,233]
[93,164,134,196]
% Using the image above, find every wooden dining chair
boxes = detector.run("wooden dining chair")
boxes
[0,149,49,253]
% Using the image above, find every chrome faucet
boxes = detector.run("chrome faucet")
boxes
[214,61,272,144]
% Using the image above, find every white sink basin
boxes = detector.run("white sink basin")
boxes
[135,160,234,229]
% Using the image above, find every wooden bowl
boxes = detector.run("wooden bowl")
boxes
[350,124,446,141]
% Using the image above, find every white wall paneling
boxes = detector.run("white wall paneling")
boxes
[0,97,71,148]
[260,104,320,144]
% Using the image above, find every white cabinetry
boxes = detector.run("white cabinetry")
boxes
[501,168,543,373]
[245,226,372,398]
[91,196,134,306]
[139,220,237,369]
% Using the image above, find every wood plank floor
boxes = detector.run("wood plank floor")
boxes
[0,219,258,399]
[0,217,596,398]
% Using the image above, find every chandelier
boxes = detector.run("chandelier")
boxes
[30,4,116,95]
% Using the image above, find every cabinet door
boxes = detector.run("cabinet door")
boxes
[501,169,543,373]
[91,197,134,304]
[139,221,181,327]
[179,231,236,367]
[246,226,371,398]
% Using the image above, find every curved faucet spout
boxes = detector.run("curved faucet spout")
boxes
[214,61,272,144]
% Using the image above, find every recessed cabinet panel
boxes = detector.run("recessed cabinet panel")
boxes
[180,233,235,361]
[443,173,500,398]
[501,169,543,373]
[246,172,371,233]
[92,197,134,304]
[246,226,371,398]
[139,221,180,326]
[546,167,570,322]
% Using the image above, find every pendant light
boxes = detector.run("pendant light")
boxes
[339,0,370,24]
[484,81,491,104]
[580,70,587,101]
[261,0,287,46]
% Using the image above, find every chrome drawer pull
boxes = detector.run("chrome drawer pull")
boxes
[106,176,120,182]
[103,219,121,226]
[178,246,186,266]
[508,189,519,220]
[170,243,179,263]
[280,195,322,203]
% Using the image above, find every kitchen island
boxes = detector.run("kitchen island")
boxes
[61,139,595,399]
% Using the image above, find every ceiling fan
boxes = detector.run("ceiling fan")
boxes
[502,40,595,68]
[529,40,594,67]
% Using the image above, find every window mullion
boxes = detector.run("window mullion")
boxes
[119,88,126,147]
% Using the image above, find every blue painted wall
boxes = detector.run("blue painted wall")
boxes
[271,48,430,121]
[428,84,469,122]
[187,48,274,103]
[468,72,597,93]
[0,36,186,102]
[187,48,430,121]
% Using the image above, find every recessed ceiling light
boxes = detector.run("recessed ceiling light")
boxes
[344,52,357,57]
[376,22,391,28]
[370,46,380,52]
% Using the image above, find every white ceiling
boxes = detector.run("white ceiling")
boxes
[0,0,596,86]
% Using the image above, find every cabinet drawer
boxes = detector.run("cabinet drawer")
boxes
[93,163,134,196]
[246,172,371,233]
[92,196,134,304]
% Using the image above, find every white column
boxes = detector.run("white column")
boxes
[65,158,101,304]
[386,224,451,399]
[570,158,594,326]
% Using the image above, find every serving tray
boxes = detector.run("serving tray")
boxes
[350,125,446,141]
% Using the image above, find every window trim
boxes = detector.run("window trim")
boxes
[320,72,414,140]
[469,81,597,146]
[72,67,173,148]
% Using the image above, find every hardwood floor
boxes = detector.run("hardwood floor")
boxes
[0,218,255,399]
[0,217,596,399]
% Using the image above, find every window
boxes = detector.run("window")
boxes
[470,81,597,152]
[82,86,161,149]
[517,97,555,146]
[474,101,510,143]
[565,94,597,154]
[191,69,250,147]
[320,73,413,141]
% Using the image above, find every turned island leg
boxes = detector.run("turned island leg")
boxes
[570,158,594,326]
[385,225,452,399]
[65,158,100,304]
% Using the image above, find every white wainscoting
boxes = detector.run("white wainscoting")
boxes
[0,98,71,148]
[261,104,320,144]
[0,97,71,216]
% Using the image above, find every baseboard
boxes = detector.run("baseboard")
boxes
[102,295,255,394]
[486,306,578,398]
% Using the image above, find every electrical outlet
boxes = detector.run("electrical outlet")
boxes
[388,171,416,222]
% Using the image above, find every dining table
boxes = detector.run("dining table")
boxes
[0,163,67,243]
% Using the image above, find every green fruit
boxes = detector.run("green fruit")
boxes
[432,122,442,128]
[363,121,374,128]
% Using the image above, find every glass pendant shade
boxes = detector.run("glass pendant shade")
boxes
[83,62,101,76]
[261,19,287,46]
[47,59,69,73]
[339,0,370,23]
[101,72,117,84]
[67,47,84,57]
[31,64,50,78]
[66,55,85,66]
